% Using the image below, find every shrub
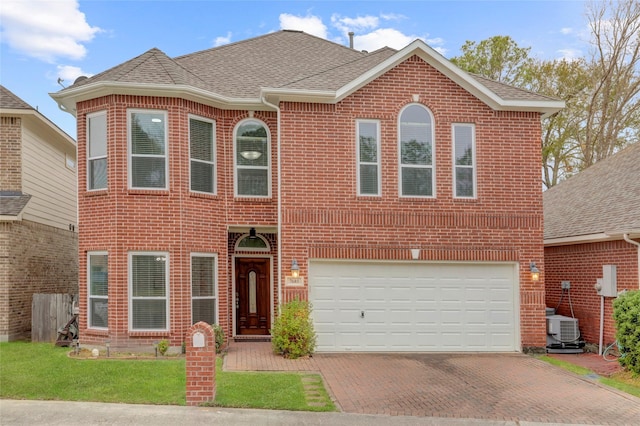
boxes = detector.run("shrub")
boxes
[211,324,225,352]
[271,299,316,359]
[612,290,640,375]
[157,339,169,356]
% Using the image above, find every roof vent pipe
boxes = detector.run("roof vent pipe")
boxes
[348,32,354,49]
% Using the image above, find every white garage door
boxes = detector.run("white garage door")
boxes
[309,261,518,352]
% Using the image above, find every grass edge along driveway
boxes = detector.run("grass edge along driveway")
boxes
[0,342,336,411]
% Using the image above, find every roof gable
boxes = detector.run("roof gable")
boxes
[0,85,33,110]
[544,142,640,242]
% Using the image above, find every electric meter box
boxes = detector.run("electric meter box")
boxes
[598,265,617,297]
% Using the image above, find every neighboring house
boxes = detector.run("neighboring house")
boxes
[50,30,563,352]
[544,142,640,347]
[0,85,78,342]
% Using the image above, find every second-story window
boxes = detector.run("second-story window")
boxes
[190,116,216,194]
[87,111,107,190]
[357,120,381,196]
[235,119,269,197]
[129,110,168,190]
[399,104,434,197]
[453,123,476,198]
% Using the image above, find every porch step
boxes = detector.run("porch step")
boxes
[234,335,272,342]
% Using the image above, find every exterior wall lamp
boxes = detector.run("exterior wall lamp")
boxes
[249,227,257,239]
[291,259,300,278]
[530,262,540,282]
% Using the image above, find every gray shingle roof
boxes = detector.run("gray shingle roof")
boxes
[57,30,555,105]
[0,192,32,217]
[544,142,640,240]
[0,85,33,110]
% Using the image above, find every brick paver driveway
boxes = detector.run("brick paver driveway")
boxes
[225,343,640,424]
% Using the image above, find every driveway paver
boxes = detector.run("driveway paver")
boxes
[225,342,640,425]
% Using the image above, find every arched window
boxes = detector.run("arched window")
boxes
[398,104,435,197]
[235,234,270,252]
[234,119,270,197]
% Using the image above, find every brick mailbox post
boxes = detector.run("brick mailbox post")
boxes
[185,321,216,406]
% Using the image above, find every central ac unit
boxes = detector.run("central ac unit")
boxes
[546,314,584,353]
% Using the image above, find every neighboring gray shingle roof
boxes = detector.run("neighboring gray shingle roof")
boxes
[0,192,32,217]
[57,30,554,105]
[0,85,33,110]
[544,142,640,240]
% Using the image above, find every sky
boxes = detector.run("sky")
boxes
[1,0,592,139]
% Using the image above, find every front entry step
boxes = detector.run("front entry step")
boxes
[234,335,272,342]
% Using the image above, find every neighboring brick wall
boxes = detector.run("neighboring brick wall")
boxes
[545,240,639,345]
[74,54,547,350]
[0,116,22,191]
[0,220,78,341]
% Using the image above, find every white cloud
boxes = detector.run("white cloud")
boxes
[556,48,583,61]
[0,0,100,63]
[380,13,407,22]
[279,13,327,39]
[560,27,574,35]
[355,28,427,52]
[214,32,232,47]
[331,14,379,34]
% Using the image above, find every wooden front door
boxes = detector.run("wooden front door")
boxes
[236,258,270,335]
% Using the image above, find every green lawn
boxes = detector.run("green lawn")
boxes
[0,342,335,411]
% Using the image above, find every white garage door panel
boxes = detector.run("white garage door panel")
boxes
[309,261,518,352]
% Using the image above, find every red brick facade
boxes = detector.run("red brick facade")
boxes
[75,55,547,350]
[545,240,640,345]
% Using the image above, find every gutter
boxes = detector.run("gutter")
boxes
[623,233,640,289]
[261,96,282,313]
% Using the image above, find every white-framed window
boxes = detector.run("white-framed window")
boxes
[356,119,381,196]
[398,104,434,197]
[234,119,270,197]
[128,110,168,189]
[129,252,169,331]
[189,115,216,194]
[87,111,107,190]
[235,233,270,252]
[88,251,108,329]
[453,123,476,198]
[191,253,217,325]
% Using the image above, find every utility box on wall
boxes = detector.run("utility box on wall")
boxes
[597,265,617,297]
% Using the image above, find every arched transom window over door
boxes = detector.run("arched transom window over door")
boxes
[235,119,270,197]
[399,104,435,197]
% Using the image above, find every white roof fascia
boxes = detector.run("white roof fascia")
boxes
[50,82,270,117]
[260,88,336,105]
[544,233,622,246]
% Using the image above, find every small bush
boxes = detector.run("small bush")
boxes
[157,339,169,356]
[211,324,225,352]
[613,290,640,375]
[271,299,316,359]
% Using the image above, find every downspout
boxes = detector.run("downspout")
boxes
[261,96,282,314]
[623,233,640,289]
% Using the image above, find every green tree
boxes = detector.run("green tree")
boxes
[450,35,533,86]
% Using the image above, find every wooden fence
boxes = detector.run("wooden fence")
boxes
[31,294,76,343]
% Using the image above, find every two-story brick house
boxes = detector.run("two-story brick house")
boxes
[51,30,563,352]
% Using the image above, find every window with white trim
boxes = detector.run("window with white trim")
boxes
[88,252,108,329]
[129,252,169,331]
[190,116,215,194]
[399,104,434,197]
[129,110,168,189]
[87,111,107,190]
[357,120,381,196]
[235,119,270,197]
[453,124,476,198]
[191,254,217,325]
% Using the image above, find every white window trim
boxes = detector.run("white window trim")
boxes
[189,114,216,195]
[452,123,477,199]
[398,103,436,198]
[87,251,108,330]
[356,119,381,196]
[127,109,169,190]
[128,251,170,332]
[233,118,271,198]
[234,233,271,252]
[87,110,107,191]
[190,253,218,325]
